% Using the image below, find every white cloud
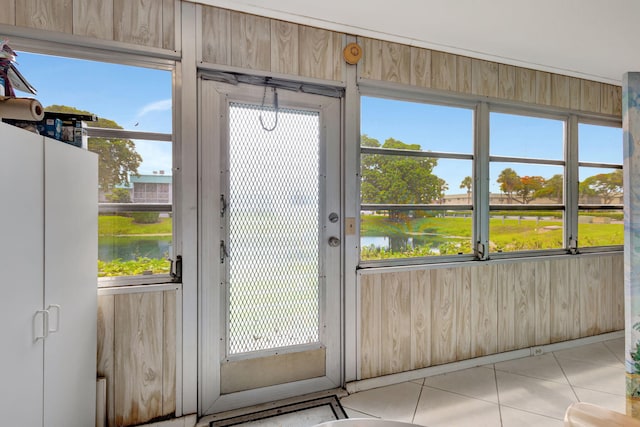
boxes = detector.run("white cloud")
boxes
[137,99,172,117]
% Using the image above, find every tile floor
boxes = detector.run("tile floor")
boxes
[340,338,626,426]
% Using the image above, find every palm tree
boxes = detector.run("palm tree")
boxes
[460,176,472,204]
[497,168,520,203]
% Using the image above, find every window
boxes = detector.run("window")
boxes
[16,52,173,281]
[578,123,623,248]
[360,96,474,261]
[489,112,566,253]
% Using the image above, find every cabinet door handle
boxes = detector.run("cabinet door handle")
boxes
[34,309,49,341]
[47,304,61,333]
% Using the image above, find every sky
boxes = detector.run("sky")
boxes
[14,51,173,175]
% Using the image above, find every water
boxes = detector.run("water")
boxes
[98,235,172,261]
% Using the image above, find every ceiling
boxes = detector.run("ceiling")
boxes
[195,0,639,85]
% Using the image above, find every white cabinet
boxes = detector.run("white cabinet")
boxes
[0,122,98,427]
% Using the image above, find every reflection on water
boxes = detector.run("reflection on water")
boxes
[99,236,172,261]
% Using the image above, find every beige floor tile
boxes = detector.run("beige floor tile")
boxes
[413,387,501,427]
[556,357,625,396]
[494,354,568,384]
[499,405,564,427]
[343,408,377,419]
[603,338,625,364]
[423,366,499,403]
[340,382,422,423]
[553,343,621,366]
[573,386,627,414]
[496,371,577,419]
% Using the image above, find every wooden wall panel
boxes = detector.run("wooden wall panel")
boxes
[380,272,412,375]
[73,0,114,40]
[114,0,163,48]
[515,68,536,103]
[161,0,174,50]
[114,292,164,426]
[359,37,382,81]
[581,80,602,113]
[613,86,623,116]
[514,262,536,349]
[471,59,498,97]
[579,257,600,336]
[535,71,551,106]
[360,274,381,379]
[0,0,15,25]
[498,64,516,101]
[497,263,516,352]
[201,6,231,65]
[271,20,299,75]
[569,77,582,110]
[551,74,571,109]
[471,265,497,357]
[568,257,582,339]
[431,51,457,91]
[598,256,614,333]
[431,268,457,364]
[230,12,271,70]
[97,295,115,427]
[410,47,431,88]
[456,56,472,94]
[456,267,472,360]
[534,260,551,345]
[601,84,617,116]
[381,41,411,84]
[410,269,431,369]
[613,254,625,330]
[162,290,176,417]
[16,0,72,33]
[299,26,339,80]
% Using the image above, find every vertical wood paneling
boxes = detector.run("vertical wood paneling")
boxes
[0,0,15,25]
[331,32,343,81]
[613,86,623,117]
[456,268,472,359]
[498,64,516,100]
[410,269,431,369]
[114,292,164,426]
[431,268,457,364]
[230,11,271,70]
[431,51,457,91]
[16,0,72,33]
[161,0,174,50]
[569,77,582,110]
[581,80,602,113]
[471,59,498,97]
[456,56,472,94]
[568,258,582,339]
[535,71,551,105]
[471,265,497,357]
[270,20,299,75]
[514,262,536,349]
[381,41,411,84]
[299,26,335,80]
[410,47,431,88]
[97,295,115,427]
[549,258,569,343]
[579,257,600,336]
[534,260,551,345]
[515,68,536,103]
[598,256,614,332]
[380,272,411,375]
[201,6,231,65]
[73,0,114,40]
[114,0,163,48]
[497,264,515,352]
[613,254,625,330]
[551,74,571,109]
[360,274,381,379]
[601,84,616,115]
[162,290,176,417]
[358,37,382,80]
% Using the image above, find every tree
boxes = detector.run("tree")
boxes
[580,170,623,204]
[105,188,131,203]
[460,176,472,204]
[45,105,142,192]
[360,135,443,208]
[497,168,520,203]
[516,175,545,204]
[535,173,563,203]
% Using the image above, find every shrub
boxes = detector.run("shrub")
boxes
[131,212,160,224]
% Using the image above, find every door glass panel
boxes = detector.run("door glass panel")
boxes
[228,102,321,354]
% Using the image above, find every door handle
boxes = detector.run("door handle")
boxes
[34,309,49,341]
[328,236,341,247]
[47,304,61,333]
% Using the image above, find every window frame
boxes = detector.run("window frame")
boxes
[357,84,623,268]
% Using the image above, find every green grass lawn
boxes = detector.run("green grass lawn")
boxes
[98,214,172,236]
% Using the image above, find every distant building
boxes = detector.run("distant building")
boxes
[99,170,172,204]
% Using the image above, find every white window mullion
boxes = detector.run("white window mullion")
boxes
[566,115,579,253]
[474,102,490,260]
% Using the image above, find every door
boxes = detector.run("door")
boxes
[0,123,44,426]
[200,79,342,414]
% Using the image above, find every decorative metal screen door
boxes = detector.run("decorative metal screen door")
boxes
[199,80,342,414]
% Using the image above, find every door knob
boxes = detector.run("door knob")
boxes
[328,236,340,247]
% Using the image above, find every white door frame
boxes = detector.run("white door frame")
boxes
[198,78,343,415]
